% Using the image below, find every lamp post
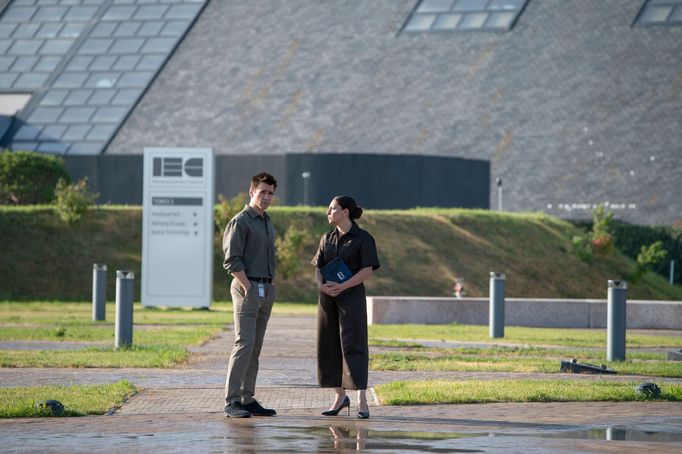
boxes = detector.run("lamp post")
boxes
[496,178,503,211]
[301,171,311,205]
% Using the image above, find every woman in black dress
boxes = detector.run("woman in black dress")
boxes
[311,195,380,419]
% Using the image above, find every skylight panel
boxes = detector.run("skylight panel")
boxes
[635,0,682,25]
[403,0,529,33]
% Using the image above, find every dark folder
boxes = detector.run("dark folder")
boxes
[320,257,353,284]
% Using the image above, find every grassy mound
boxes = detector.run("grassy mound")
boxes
[1,206,680,301]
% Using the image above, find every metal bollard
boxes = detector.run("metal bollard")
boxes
[92,264,107,321]
[671,259,675,286]
[606,427,626,441]
[607,280,627,361]
[115,270,134,348]
[489,272,506,338]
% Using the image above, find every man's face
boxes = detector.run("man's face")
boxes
[249,182,276,212]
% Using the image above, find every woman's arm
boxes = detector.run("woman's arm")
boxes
[324,266,373,297]
[316,268,338,297]
[315,268,329,295]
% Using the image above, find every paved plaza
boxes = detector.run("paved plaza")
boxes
[1,314,682,453]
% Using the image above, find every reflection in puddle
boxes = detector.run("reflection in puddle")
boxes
[327,425,482,452]
[281,424,682,451]
[283,426,484,452]
[537,427,682,443]
[5,419,682,452]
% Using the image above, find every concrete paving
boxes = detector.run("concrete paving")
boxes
[1,314,682,453]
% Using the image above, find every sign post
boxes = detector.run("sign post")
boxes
[142,148,214,308]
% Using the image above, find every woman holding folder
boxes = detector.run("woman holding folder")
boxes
[311,195,380,419]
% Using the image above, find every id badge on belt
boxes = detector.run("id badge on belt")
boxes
[257,283,265,298]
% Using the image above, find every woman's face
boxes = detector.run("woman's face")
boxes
[327,200,347,226]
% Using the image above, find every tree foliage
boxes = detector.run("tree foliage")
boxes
[0,150,71,204]
[54,177,98,224]
[215,192,249,232]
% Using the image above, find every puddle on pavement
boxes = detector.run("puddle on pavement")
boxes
[535,427,682,443]
[238,426,484,452]
[272,424,682,450]
[7,422,682,452]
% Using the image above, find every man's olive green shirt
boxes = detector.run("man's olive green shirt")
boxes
[222,205,276,279]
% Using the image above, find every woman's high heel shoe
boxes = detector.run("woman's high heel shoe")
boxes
[321,396,350,416]
[357,402,370,419]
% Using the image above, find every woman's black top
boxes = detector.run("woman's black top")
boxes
[311,222,380,281]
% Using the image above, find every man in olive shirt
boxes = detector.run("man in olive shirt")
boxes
[222,172,277,418]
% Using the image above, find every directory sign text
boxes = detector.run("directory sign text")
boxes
[142,148,214,307]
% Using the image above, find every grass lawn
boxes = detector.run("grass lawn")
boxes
[0,301,315,367]
[369,324,682,348]
[0,301,232,326]
[0,301,224,367]
[371,346,682,377]
[0,300,316,328]
[272,301,317,315]
[0,345,188,368]
[375,379,682,405]
[0,380,137,417]
[369,325,682,378]
[0,325,220,344]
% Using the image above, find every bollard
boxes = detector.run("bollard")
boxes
[115,270,134,348]
[671,259,675,286]
[606,427,626,441]
[489,272,505,338]
[92,264,107,321]
[607,280,627,361]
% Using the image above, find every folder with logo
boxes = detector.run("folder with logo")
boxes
[320,257,353,284]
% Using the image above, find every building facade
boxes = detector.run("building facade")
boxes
[1,0,681,224]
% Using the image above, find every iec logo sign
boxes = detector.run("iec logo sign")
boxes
[152,157,203,178]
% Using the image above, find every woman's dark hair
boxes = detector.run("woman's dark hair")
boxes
[334,195,363,220]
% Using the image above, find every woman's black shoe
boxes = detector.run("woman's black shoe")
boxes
[321,396,350,416]
[357,410,370,419]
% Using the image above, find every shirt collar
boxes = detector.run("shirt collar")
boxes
[333,221,359,238]
[244,204,269,220]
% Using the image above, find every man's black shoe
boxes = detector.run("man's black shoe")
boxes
[224,402,251,418]
[243,400,277,416]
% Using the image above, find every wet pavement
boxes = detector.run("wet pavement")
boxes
[1,314,682,453]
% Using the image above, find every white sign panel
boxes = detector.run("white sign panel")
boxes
[142,147,214,308]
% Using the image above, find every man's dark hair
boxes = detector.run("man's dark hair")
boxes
[250,172,277,190]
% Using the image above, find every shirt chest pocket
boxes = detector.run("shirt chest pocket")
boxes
[337,238,361,270]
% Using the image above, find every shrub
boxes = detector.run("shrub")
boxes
[215,192,249,232]
[611,222,681,285]
[638,241,668,268]
[276,225,307,279]
[591,205,615,255]
[0,150,71,204]
[571,235,593,262]
[631,241,668,284]
[54,177,98,224]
